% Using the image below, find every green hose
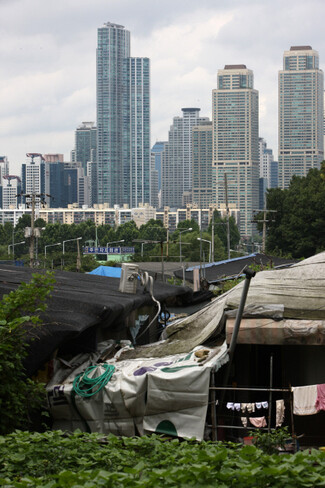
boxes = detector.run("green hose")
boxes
[73,364,115,398]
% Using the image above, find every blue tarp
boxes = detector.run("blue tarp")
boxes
[89,265,122,278]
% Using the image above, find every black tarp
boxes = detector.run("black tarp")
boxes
[0,265,193,374]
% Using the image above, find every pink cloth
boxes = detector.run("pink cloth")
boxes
[315,384,325,412]
[249,416,267,428]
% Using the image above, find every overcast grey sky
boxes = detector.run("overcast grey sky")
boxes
[1,0,325,174]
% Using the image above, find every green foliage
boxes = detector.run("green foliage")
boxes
[209,211,241,250]
[0,431,324,487]
[263,167,325,258]
[0,272,55,434]
[1,210,241,267]
[250,427,292,455]
[177,219,200,232]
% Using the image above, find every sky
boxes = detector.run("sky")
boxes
[1,0,325,175]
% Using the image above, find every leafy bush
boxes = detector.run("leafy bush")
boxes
[0,431,324,487]
[250,427,292,454]
[0,272,55,434]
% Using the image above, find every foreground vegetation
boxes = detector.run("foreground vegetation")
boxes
[0,431,324,487]
[0,272,54,434]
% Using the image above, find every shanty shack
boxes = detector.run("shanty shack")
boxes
[45,252,325,446]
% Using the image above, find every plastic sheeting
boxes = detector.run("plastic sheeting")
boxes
[47,341,228,440]
[225,252,325,320]
[119,251,325,360]
[226,318,325,345]
[89,266,122,278]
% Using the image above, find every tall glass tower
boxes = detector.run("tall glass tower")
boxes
[212,65,259,237]
[161,108,209,208]
[96,23,130,206]
[123,57,150,207]
[74,122,97,176]
[278,46,324,189]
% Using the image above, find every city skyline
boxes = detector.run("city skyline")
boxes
[1,0,325,175]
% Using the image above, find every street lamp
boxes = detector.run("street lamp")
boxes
[63,237,82,254]
[8,241,25,256]
[45,242,62,259]
[197,237,212,263]
[106,240,125,261]
[179,228,193,264]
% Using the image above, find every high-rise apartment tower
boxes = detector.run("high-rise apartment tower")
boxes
[278,46,324,189]
[96,23,150,208]
[212,65,259,237]
[123,57,150,207]
[97,23,130,205]
[161,108,209,208]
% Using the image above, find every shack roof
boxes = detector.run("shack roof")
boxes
[174,253,297,284]
[0,265,193,374]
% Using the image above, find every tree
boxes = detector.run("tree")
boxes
[264,167,325,258]
[208,211,240,251]
[176,219,200,233]
[115,220,139,246]
[0,272,55,434]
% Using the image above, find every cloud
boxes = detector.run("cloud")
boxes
[1,0,325,173]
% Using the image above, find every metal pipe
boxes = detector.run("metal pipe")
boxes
[227,266,256,359]
[210,386,291,392]
[210,372,217,441]
[268,354,273,432]
[219,266,255,410]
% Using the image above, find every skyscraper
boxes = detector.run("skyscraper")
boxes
[151,141,167,193]
[123,57,150,207]
[96,22,130,206]
[96,23,150,208]
[0,156,9,183]
[21,154,46,207]
[74,122,97,176]
[278,46,324,189]
[212,65,259,237]
[161,108,209,208]
[192,121,215,208]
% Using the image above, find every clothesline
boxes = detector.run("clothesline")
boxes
[210,386,291,392]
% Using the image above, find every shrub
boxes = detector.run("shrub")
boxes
[0,272,55,434]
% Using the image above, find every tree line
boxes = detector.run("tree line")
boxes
[258,164,325,259]
[0,213,240,271]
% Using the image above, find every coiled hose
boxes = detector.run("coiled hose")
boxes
[73,364,115,398]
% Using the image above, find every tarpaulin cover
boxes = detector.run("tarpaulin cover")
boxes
[119,251,325,360]
[47,341,228,440]
[0,265,193,375]
[226,318,325,345]
[89,266,122,278]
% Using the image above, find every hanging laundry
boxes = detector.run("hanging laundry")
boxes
[276,399,285,427]
[249,417,267,428]
[241,403,248,413]
[246,403,255,413]
[292,385,318,415]
[256,402,262,409]
[262,401,268,409]
[241,417,247,427]
[226,402,234,410]
[315,384,325,412]
[234,403,241,411]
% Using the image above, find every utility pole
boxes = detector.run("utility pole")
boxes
[30,192,35,267]
[21,153,51,268]
[253,206,277,253]
[224,174,231,260]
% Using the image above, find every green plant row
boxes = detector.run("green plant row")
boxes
[0,431,324,487]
